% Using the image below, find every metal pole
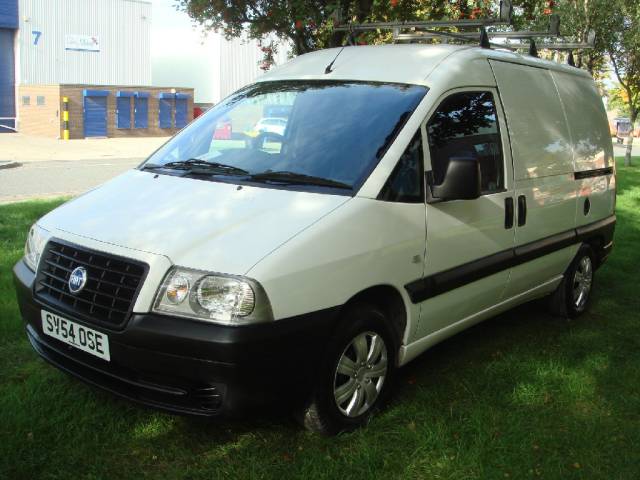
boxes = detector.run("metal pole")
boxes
[62,97,70,140]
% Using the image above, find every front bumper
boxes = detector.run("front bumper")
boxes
[14,259,340,416]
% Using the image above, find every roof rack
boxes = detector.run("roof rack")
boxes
[332,0,595,60]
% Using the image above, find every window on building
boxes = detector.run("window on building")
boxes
[22,96,30,106]
[378,131,424,203]
[427,91,504,194]
[36,96,45,106]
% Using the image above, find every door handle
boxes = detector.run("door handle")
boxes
[517,195,527,226]
[504,197,514,229]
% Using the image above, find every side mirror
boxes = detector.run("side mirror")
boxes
[427,156,481,203]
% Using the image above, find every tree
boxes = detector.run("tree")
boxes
[511,0,612,81]
[177,0,495,67]
[608,85,631,117]
[607,0,640,166]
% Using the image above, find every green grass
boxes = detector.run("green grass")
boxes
[1,159,639,479]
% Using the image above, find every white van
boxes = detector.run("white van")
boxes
[14,44,615,434]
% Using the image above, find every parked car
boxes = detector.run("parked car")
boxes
[213,116,232,140]
[614,117,632,144]
[14,44,615,435]
[253,117,287,137]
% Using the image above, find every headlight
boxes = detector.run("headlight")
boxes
[24,224,49,272]
[153,267,272,325]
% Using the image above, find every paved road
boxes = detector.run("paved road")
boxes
[613,142,640,158]
[0,157,142,203]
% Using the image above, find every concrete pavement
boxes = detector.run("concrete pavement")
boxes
[0,134,169,203]
[0,157,142,203]
[0,133,169,162]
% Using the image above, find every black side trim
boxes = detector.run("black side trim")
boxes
[574,166,614,180]
[576,215,616,240]
[405,215,616,303]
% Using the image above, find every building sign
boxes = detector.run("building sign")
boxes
[65,34,100,52]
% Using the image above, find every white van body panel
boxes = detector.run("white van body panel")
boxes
[37,169,349,278]
[258,44,465,87]
[399,275,563,365]
[489,60,574,180]
[488,60,578,299]
[246,197,425,333]
[551,70,617,230]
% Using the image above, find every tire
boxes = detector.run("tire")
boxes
[298,302,396,435]
[549,244,596,318]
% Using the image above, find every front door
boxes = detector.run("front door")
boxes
[414,88,516,338]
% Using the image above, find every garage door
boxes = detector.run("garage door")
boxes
[134,92,149,128]
[158,93,173,129]
[83,90,109,137]
[116,91,134,129]
[0,28,15,133]
[175,94,189,129]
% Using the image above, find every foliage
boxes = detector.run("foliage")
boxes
[177,0,496,65]
[607,0,640,123]
[605,0,640,165]
[608,85,631,117]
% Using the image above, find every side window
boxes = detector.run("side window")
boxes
[427,91,504,194]
[379,131,424,203]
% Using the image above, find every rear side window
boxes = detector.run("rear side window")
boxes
[427,91,504,194]
[379,131,424,203]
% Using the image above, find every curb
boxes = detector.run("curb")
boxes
[0,161,21,170]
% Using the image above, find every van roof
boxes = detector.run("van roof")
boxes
[258,44,592,86]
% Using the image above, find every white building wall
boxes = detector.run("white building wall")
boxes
[18,0,151,85]
[152,30,290,104]
[218,36,274,101]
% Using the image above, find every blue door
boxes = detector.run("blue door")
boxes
[116,92,133,129]
[175,94,189,128]
[158,93,173,129]
[0,28,15,133]
[134,92,149,128]
[83,90,109,137]
[0,1,18,29]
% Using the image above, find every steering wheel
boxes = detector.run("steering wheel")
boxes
[250,131,285,150]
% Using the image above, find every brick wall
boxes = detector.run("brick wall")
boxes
[17,84,194,139]
[17,85,62,138]
[60,85,194,139]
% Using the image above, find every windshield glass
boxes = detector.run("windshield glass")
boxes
[142,80,427,193]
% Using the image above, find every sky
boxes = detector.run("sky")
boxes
[149,0,219,103]
[148,0,291,104]
[150,0,202,47]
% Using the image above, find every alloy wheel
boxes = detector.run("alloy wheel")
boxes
[572,255,593,311]
[333,331,388,418]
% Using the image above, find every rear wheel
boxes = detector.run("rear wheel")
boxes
[549,244,595,318]
[298,303,396,435]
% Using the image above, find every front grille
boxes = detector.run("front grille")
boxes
[35,240,148,328]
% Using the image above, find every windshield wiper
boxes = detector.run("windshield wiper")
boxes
[248,171,352,190]
[142,159,249,176]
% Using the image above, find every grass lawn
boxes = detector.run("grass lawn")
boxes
[1,159,639,480]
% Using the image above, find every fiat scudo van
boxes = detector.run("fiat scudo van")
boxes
[14,44,615,434]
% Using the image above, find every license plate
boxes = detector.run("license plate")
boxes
[41,310,110,361]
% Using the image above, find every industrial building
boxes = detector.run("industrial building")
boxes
[0,0,193,138]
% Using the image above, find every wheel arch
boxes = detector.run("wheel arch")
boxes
[343,284,410,352]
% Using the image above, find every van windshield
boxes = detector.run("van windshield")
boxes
[142,80,427,194]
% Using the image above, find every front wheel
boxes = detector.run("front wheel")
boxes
[549,244,595,318]
[298,303,396,435]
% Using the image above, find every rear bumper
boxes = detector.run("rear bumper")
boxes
[14,259,340,417]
